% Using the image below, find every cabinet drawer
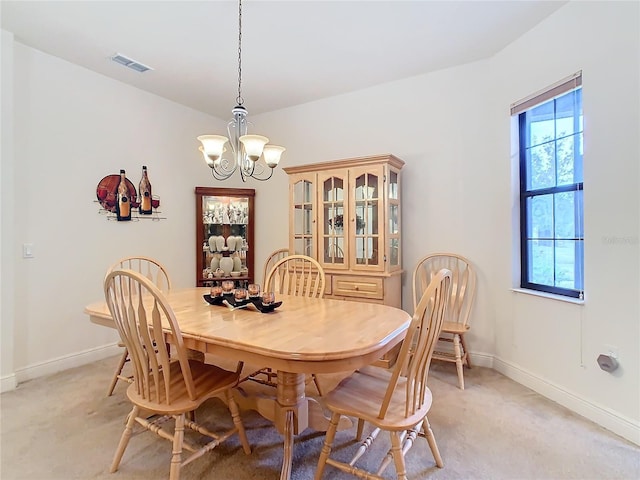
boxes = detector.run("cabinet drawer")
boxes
[332,276,383,300]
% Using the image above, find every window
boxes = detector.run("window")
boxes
[512,73,584,299]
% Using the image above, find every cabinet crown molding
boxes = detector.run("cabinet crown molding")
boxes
[283,154,405,174]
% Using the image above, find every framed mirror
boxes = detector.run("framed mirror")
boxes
[195,187,255,287]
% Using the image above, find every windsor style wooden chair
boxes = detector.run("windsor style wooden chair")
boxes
[413,253,476,390]
[314,268,452,480]
[104,269,251,480]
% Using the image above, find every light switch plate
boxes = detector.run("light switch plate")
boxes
[23,243,34,258]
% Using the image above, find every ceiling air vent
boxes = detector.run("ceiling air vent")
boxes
[110,53,153,73]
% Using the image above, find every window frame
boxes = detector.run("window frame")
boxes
[514,73,584,299]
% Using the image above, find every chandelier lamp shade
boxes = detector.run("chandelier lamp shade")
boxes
[197,0,285,182]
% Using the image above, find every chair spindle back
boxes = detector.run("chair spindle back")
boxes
[265,254,326,298]
[379,268,451,419]
[110,256,172,293]
[104,269,195,405]
[262,248,289,286]
[413,253,475,326]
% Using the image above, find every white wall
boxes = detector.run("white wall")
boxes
[2,38,233,382]
[251,1,639,443]
[2,0,638,445]
[1,29,17,390]
[252,54,506,364]
[489,0,639,443]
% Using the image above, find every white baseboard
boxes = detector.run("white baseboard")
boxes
[1,373,17,393]
[466,351,494,369]
[492,356,640,446]
[11,343,121,388]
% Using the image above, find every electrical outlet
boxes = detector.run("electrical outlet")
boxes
[604,344,619,359]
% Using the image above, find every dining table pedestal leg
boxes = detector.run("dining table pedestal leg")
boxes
[275,371,307,480]
[231,370,352,480]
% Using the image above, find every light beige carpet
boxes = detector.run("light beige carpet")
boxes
[1,356,639,480]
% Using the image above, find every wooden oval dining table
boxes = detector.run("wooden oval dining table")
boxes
[84,287,411,480]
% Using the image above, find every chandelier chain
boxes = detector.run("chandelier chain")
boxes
[236,0,243,106]
[197,0,284,182]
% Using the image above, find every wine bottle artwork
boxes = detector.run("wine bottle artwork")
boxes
[115,169,132,221]
[138,165,152,214]
[95,171,164,221]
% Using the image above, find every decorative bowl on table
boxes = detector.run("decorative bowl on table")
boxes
[251,298,283,313]
[202,294,283,313]
[203,294,225,306]
[230,271,241,277]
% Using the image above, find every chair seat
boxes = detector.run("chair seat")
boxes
[323,366,432,431]
[127,360,239,415]
[440,321,469,335]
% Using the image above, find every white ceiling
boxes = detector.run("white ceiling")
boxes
[1,0,567,119]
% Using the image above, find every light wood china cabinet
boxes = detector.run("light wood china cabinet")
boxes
[195,187,255,287]
[283,154,404,309]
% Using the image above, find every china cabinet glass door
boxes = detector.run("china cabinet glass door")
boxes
[318,171,348,269]
[195,187,255,287]
[351,167,383,270]
[387,168,401,270]
[291,174,316,258]
[284,154,405,311]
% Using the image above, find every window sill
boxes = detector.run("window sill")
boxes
[511,288,585,305]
